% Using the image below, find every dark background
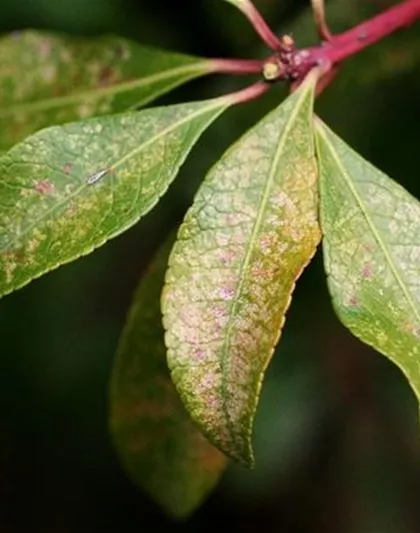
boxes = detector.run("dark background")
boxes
[1,0,420,531]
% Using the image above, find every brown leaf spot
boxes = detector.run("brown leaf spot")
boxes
[349,296,358,307]
[98,66,117,87]
[34,180,55,194]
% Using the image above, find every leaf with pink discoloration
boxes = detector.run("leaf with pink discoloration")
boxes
[316,120,420,410]
[162,72,321,467]
[0,96,231,298]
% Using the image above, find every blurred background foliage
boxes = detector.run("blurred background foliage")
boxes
[0,0,420,531]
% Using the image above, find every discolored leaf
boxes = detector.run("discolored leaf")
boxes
[0,96,231,298]
[316,120,420,405]
[162,73,321,466]
[0,31,212,150]
[110,233,226,518]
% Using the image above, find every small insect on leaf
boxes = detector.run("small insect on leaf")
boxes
[87,168,110,185]
[0,96,231,298]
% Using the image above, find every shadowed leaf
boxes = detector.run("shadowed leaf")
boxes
[0,30,212,150]
[110,233,226,518]
[0,96,231,298]
[162,73,321,466]
[316,120,420,406]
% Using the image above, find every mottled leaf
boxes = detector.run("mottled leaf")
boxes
[162,73,321,466]
[316,120,420,404]
[110,232,226,518]
[0,30,212,150]
[0,96,231,297]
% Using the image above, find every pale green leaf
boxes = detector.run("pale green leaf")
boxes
[162,73,321,467]
[222,0,248,8]
[110,232,226,518]
[0,30,211,150]
[316,120,420,404]
[0,97,231,298]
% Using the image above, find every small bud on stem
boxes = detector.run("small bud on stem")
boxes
[213,0,420,98]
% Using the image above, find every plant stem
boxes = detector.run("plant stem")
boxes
[227,80,270,104]
[209,58,262,75]
[311,0,333,42]
[211,0,420,88]
[234,0,283,50]
[302,0,420,78]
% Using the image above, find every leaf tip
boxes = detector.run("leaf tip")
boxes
[211,420,255,469]
[235,448,255,470]
[154,493,207,521]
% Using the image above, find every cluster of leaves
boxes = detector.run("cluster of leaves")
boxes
[1,1,420,518]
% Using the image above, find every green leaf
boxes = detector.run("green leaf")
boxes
[0,30,212,150]
[0,96,231,298]
[316,120,420,404]
[162,73,321,467]
[110,232,226,519]
[222,0,248,8]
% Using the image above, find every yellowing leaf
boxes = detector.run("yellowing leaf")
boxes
[0,97,230,298]
[316,120,420,405]
[110,233,226,518]
[0,31,211,149]
[162,73,321,467]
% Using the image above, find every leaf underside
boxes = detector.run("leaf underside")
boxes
[162,74,321,467]
[0,97,230,298]
[0,30,210,150]
[316,120,420,405]
[110,233,226,519]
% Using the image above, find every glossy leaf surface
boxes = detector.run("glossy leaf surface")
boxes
[0,31,211,149]
[110,234,226,518]
[162,74,321,466]
[316,120,420,403]
[0,97,230,297]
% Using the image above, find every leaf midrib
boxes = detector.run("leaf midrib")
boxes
[219,85,311,445]
[317,123,420,327]
[0,98,226,253]
[0,62,209,118]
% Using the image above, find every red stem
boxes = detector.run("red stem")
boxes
[228,80,270,104]
[332,0,420,48]
[241,0,282,50]
[213,0,420,87]
[209,58,262,75]
[303,0,420,78]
